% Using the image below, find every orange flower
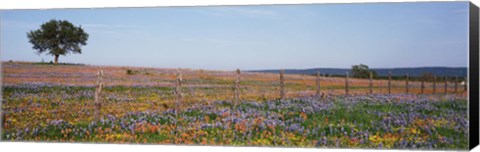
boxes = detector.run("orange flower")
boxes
[300,112,307,120]
[97,128,104,134]
[349,137,358,144]
[222,111,230,117]
[149,125,158,133]
[181,132,189,138]
[268,124,275,130]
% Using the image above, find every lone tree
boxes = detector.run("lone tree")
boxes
[27,19,88,64]
[351,64,377,78]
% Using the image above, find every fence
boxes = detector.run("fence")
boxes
[91,69,468,121]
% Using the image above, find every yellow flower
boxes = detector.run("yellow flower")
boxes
[369,135,380,143]
[410,128,420,134]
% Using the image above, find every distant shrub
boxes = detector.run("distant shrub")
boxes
[126,69,135,75]
[125,69,152,75]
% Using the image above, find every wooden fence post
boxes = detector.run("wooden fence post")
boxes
[444,75,448,95]
[280,70,285,99]
[234,69,241,105]
[315,71,321,98]
[345,72,349,95]
[94,70,104,122]
[405,74,409,94]
[421,77,425,94]
[388,71,391,95]
[433,75,436,94]
[174,68,182,142]
[454,76,458,93]
[464,77,468,92]
[175,68,183,105]
[369,71,373,94]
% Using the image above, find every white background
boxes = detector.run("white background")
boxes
[0,0,479,152]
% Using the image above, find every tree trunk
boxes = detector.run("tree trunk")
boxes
[54,54,59,64]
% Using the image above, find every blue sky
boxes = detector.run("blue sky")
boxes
[0,2,469,70]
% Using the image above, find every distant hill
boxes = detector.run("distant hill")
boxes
[249,67,467,77]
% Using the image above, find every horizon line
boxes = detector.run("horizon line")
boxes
[1,60,469,71]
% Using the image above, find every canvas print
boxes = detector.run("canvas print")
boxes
[0,1,472,150]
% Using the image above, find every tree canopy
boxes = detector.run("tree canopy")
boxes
[351,64,377,78]
[27,19,89,64]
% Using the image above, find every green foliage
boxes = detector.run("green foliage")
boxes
[126,69,135,75]
[27,19,89,64]
[126,69,152,75]
[351,64,377,78]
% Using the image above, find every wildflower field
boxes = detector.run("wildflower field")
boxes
[1,62,469,150]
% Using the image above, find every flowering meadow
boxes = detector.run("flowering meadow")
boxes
[1,62,469,150]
